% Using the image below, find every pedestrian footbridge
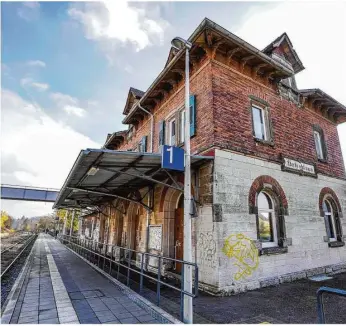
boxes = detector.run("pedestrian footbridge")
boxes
[0,184,59,202]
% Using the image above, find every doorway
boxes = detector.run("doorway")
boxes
[174,195,184,273]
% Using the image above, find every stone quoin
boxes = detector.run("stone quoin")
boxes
[58,18,346,295]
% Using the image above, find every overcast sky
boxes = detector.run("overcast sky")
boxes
[1,1,346,218]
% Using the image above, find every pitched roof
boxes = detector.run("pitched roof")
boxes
[130,87,145,99]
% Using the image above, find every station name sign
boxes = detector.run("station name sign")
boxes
[282,157,317,177]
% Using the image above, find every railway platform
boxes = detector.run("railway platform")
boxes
[1,234,174,324]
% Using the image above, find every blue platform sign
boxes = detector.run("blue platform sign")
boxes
[161,145,185,171]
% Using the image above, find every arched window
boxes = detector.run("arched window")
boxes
[257,191,277,247]
[323,198,342,242]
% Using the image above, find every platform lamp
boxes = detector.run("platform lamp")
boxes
[171,36,193,324]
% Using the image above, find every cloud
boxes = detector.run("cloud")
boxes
[50,92,87,118]
[23,2,40,9]
[67,1,169,57]
[63,105,86,117]
[20,77,49,91]
[1,89,99,217]
[17,1,40,21]
[50,92,79,106]
[27,60,46,68]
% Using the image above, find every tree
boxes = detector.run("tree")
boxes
[55,209,81,233]
[37,215,55,231]
[1,210,9,230]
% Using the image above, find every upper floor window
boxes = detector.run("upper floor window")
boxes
[252,105,269,141]
[314,130,324,160]
[180,110,186,144]
[313,125,327,161]
[168,118,176,146]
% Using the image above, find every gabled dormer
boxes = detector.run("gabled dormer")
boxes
[262,33,304,75]
[123,87,145,116]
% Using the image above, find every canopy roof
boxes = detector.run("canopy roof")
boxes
[53,148,213,211]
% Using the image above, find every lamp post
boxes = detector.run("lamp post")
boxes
[171,36,193,324]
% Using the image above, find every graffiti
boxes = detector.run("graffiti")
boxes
[148,225,162,250]
[197,232,216,268]
[223,233,259,281]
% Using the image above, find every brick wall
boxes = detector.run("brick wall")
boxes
[212,60,346,180]
[115,59,214,155]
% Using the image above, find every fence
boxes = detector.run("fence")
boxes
[317,286,346,323]
[58,234,198,322]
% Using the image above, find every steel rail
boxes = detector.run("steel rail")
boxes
[1,234,37,278]
[1,234,33,255]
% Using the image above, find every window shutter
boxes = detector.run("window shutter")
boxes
[159,120,165,146]
[190,95,196,137]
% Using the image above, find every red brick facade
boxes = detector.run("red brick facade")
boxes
[112,56,345,181]
[110,24,345,182]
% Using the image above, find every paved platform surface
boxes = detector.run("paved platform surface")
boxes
[4,234,161,324]
[190,272,346,324]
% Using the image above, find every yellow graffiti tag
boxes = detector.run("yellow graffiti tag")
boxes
[222,233,259,281]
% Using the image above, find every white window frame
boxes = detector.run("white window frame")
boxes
[314,130,324,160]
[168,118,176,146]
[252,104,268,141]
[324,199,337,242]
[257,192,278,248]
[180,109,186,144]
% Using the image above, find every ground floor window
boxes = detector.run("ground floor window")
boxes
[257,191,277,247]
[323,198,340,242]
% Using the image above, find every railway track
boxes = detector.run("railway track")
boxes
[1,232,38,308]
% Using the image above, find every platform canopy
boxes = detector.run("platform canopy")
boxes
[53,148,213,211]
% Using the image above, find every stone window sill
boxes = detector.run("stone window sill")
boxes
[254,137,275,147]
[328,241,345,248]
[260,246,288,256]
[318,158,328,164]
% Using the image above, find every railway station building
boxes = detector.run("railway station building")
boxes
[55,18,346,295]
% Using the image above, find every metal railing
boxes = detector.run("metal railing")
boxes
[58,234,198,322]
[317,286,346,323]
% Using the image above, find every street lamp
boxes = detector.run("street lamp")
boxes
[171,36,193,324]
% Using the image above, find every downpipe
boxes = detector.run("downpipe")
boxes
[137,102,154,153]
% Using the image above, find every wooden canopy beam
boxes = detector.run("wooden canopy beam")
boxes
[226,47,242,64]
[254,63,268,75]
